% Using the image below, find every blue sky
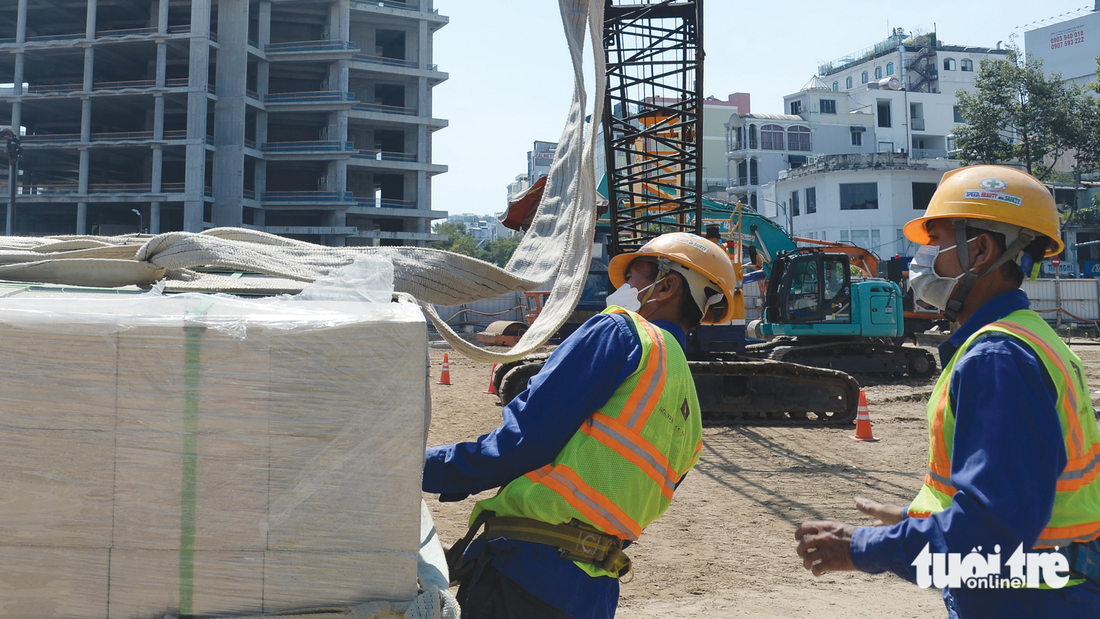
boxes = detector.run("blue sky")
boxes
[431,1,1095,218]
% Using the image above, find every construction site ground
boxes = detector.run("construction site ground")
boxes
[424,341,1100,618]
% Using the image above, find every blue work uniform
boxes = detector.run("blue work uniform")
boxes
[424,312,689,619]
[850,289,1100,617]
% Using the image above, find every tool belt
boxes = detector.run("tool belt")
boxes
[445,510,632,587]
[1065,538,1100,585]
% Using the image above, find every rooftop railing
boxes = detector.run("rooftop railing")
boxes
[265,40,356,53]
[351,0,420,10]
[353,101,416,116]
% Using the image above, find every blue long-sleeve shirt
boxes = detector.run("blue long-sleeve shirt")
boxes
[424,312,688,619]
[851,289,1100,617]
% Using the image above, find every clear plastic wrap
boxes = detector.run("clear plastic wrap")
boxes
[0,289,428,618]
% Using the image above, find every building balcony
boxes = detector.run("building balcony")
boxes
[911,118,926,131]
[264,40,358,61]
[352,53,417,69]
[352,101,417,116]
[260,190,356,205]
[263,226,358,236]
[356,197,416,209]
[351,230,444,243]
[264,91,357,110]
[261,140,357,157]
[911,147,948,159]
[353,149,416,162]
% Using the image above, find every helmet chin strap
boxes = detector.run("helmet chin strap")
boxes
[639,257,672,306]
[942,220,1036,322]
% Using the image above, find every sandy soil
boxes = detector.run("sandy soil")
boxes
[423,340,1100,618]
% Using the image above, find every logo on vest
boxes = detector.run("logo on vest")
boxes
[911,543,1071,589]
[681,400,690,421]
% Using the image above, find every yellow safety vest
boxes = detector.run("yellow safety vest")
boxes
[473,307,704,578]
[908,310,1100,552]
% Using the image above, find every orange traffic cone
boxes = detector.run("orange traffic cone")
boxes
[851,389,878,441]
[484,363,499,394]
[438,353,452,385]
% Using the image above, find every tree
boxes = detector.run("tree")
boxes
[431,221,521,267]
[954,48,1077,180]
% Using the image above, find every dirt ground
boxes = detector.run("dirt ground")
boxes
[423,340,1100,618]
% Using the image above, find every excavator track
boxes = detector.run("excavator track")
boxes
[745,338,937,378]
[493,356,861,427]
[688,359,860,426]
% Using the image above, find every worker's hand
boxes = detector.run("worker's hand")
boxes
[854,496,905,526]
[795,521,857,576]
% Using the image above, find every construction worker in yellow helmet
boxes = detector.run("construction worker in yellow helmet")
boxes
[795,165,1100,617]
[424,232,737,619]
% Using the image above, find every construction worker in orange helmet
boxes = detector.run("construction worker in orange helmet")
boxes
[423,232,735,619]
[795,165,1100,618]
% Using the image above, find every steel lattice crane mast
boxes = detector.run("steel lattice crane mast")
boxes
[602,0,704,256]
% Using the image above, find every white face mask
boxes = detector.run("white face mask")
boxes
[909,238,975,310]
[605,281,656,312]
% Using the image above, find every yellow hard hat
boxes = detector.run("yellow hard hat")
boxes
[903,165,1064,256]
[607,232,739,324]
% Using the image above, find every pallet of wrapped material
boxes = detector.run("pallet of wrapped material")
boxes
[0,292,427,618]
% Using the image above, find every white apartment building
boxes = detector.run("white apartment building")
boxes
[1024,6,1100,89]
[769,153,956,258]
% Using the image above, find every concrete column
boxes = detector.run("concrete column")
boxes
[154,95,164,139]
[338,0,351,41]
[83,48,95,92]
[81,98,91,142]
[184,0,212,231]
[151,147,163,192]
[85,0,97,39]
[10,103,20,134]
[79,149,89,193]
[13,53,24,96]
[258,1,271,47]
[419,19,428,70]
[158,0,168,33]
[150,202,161,233]
[77,203,87,234]
[156,43,166,87]
[16,0,27,44]
[212,0,248,228]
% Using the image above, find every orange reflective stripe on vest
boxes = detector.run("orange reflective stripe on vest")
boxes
[927,384,957,497]
[620,318,667,431]
[581,413,678,500]
[525,464,643,540]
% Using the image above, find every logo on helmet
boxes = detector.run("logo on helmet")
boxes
[979,177,1009,192]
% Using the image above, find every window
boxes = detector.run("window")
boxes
[840,230,849,242]
[749,124,758,149]
[761,124,784,150]
[820,99,836,114]
[790,100,802,115]
[953,106,965,123]
[851,129,863,147]
[846,76,853,89]
[788,155,808,168]
[806,187,817,214]
[877,101,891,128]
[840,182,878,210]
[912,182,937,210]
[886,62,894,76]
[791,191,800,216]
[961,58,973,71]
[832,81,839,91]
[788,126,811,151]
[851,229,869,249]
[878,141,894,153]
[875,66,883,79]
[944,58,956,71]
[861,71,869,84]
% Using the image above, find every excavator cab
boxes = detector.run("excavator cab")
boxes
[765,251,851,325]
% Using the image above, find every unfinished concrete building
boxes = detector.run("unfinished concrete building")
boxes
[0,0,448,246]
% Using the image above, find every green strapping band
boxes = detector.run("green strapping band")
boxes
[180,301,213,618]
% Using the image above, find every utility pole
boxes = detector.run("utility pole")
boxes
[1,127,22,236]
